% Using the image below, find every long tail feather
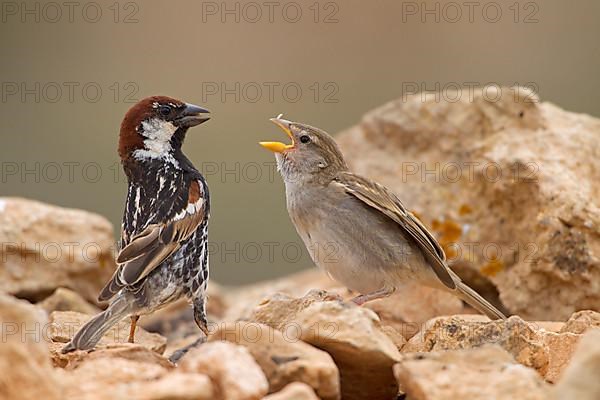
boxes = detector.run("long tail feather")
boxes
[61,296,131,353]
[455,281,507,320]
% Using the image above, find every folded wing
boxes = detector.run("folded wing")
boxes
[98,179,206,301]
[333,172,456,290]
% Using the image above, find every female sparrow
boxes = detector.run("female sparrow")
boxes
[260,116,506,319]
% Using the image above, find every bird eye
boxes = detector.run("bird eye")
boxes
[299,135,311,144]
[158,105,171,117]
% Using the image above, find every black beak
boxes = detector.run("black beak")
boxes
[175,103,211,128]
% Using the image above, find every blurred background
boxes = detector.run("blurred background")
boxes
[1,0,599,285]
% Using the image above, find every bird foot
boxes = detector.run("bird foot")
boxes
[350,288,395,306]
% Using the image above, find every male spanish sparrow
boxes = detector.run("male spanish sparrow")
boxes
[63,96,212,352]
[260,116,506,319]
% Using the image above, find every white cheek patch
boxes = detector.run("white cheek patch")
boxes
[141,118,177,141]
[133,118,179,165]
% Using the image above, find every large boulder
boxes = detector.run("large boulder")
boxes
[209,322,340,400]
[0,198,116,303]
[37,287,100,315]
[403,313,590,382]
[56,347,216,400]
[0,293,63,400]
[263,383,320,400]
[553,328,600,400]
[178,341,269,400]
[224,268,344,322]
[250,290,401,400]
[559,310,600,334]
[395,345,550,400]
[336,87,600,320]
[47,310,167,367]
[364,284,464,339]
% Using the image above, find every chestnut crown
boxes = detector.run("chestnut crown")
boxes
[118,96,209,160]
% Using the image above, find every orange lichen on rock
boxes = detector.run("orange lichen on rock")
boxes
[480,257,505,277]
[458,204,473,216]
[430,218,463,260]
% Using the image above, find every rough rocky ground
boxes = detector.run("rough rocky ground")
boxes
[1,88,599,399]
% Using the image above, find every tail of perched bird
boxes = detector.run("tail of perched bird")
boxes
[61,295,132,353]
[454,280,506,320]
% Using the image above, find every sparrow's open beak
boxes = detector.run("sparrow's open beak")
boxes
[175,103,211,128]
[260,115,295,153]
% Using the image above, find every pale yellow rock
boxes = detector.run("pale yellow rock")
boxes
[0,197,116,304]
[57,356,169,400]
[251,290,401,400]
[70,343,174,369]
[0,293,63,400]
[559,310,600,334]
[381,325,407,351]
[47,311,167,360]
[403,314,584,382]
[540,330,581,382]
[130,372,215,400]
[531,321,565,333]
[210,322,340,400]
[554,329,600,400]
[54,341,215,400]
[365,284,464,339]
[37,287,100,315]
[263,383,320,400]
[179,341,269,400]
[225,269,344,322]
[336,88,600,320]
[394,345,550,400]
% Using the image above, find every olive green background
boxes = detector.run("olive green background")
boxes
[1,0,599,284]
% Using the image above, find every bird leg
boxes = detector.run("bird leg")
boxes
[128,315,139,343]
[351,287,395,306]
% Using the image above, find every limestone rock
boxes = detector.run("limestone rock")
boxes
[364,284,464,339]
[403,314,582,382]
[54,340,213,400]
[531,321,564,333]
[225,269,344,322]
[37,287,100,315]
[79,344,173,369]
[0,198,116,303]
[209,322,340,400]
[0,293,63,400]
[394,345,550,400]
[380,325,407,351]
[263,383,320,400]
[559,310,600,334]
[251,290,401,400]
[554,329,600,400]
[57,354,169,400]
[179,341,269,400]
[47,311,167,361]
[336,88,600,320]
[130,372,215,400]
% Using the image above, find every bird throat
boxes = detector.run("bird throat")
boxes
[133,118,179,165]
